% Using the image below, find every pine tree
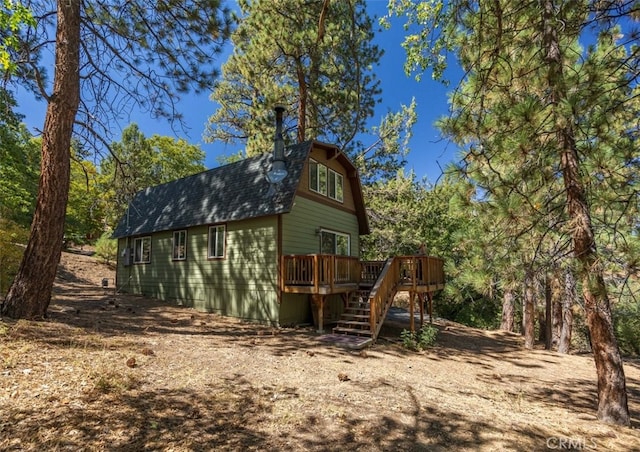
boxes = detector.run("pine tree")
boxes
[1,1,231,319]
[387,0,637,425]
[205,0,382,158]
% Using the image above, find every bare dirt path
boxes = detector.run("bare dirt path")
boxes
[1,251,639,451]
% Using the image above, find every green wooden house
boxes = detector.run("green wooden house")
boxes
[112,139,370,326]
[113,137,445,342]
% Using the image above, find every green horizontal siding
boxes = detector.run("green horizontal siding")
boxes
[279,196,362,325]
[116,216,279,324]
[282,196,360,256]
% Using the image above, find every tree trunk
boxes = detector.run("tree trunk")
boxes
[1,0,81,319]
[551,273,563,351]
[296,58,307,143]
[558,268,575,354]
[541,0,629,425]
[544,274,552,349]
[500,287,515,332]
[523,269,535,350]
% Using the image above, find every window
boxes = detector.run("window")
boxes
[172,230,187,260]
[328,169,344,202]
[208,225,226,258]
[133,236,151,263]
[319,229,350,256]
[319,164,327,195]
[309,159,343,202]
[309,159,319,193]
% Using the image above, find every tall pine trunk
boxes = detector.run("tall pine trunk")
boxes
[500,287,515,332]
[1,0,81,319]
[523,269,535,349]
[544,274,552,349]
[551,272,563,350]
[541,0,629,425]
[558,268,575,354]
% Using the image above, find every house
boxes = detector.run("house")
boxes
[113,117,445,344]
[112,136,371,324]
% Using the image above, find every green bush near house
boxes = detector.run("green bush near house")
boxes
[401,324,439,351]
[95,232,118,266]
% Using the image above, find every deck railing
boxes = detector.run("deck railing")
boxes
[360,260,385,286]
[396,256,445,288]
[367,258,399,339]
[281,254,360,292]
[368,256,445,340]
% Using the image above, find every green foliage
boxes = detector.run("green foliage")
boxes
[357,98,417,182]
[388,1,639,341]
[0,0,34,73]
[66,152,104,240]
[99,124,207,228]
[437,296,501,330]
[94,232,118,266]
[0,89,39,227]
[205,0,382,159]
[0,219,28,297]
[361,170,464,259]
[401,325,438,351]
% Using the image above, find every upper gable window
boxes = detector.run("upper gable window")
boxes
[208,225,226,259]
[133,236,151,263]
[328,169,344,202]
[309,159,343,202]
[172,230,187,260]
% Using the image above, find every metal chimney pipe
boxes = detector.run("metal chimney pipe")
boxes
[273,105,285,161]
[267,105,288,184]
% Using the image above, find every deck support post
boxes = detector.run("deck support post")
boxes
[312,294,325,333]
[409,291,415,333]
[419,293,424,327]
[428,292,433,323]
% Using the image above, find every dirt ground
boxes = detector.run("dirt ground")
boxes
[1,250,639,451]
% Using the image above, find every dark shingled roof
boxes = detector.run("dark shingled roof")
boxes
[112,141,312,238]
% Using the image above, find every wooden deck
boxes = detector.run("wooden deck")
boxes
[281,254,446,342]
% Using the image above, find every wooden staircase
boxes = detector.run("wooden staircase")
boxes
[330,255,446,347]
[332,258,398,345]
[333,290,374,338]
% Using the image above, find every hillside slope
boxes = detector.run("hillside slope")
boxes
[0,251,638,450]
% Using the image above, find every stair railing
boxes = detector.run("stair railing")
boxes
[367,257,399,340]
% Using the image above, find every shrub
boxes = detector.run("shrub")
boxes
[95,232,117,266]
[0,219,28,297]
[401,324,438,351]
[613,299,640,356]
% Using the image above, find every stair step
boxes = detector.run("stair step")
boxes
[341,313,370,320]
[344,311,370,317]
[336,320,370,327]
[347,301,370,308]
[333,327,373,336]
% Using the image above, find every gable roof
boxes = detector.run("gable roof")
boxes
[112,140,369,239]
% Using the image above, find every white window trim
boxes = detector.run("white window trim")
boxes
[309,159,319,193]
[133,236,151,264]
[319,228,351,256]
[172,230,187,261]
[208,224,226,259]
[328,168,344,202]
[309,159,344,203]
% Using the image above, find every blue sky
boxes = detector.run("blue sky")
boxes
[15,1,460,184]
